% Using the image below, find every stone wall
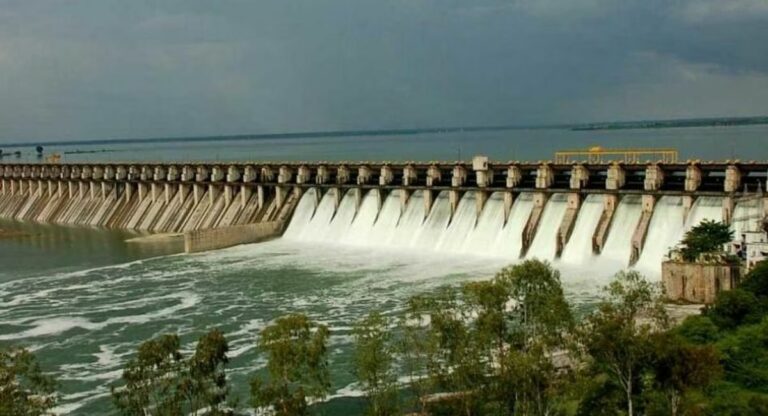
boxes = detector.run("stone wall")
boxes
[662,261,743,304]
[184,221,286,253]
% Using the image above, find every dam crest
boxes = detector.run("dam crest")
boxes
[1,157,766,268]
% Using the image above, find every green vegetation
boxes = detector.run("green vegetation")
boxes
[676,219,733,262]
[0,346,57,415]
[9,259,768,414]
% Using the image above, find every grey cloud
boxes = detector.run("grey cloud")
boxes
[0,0,766,142]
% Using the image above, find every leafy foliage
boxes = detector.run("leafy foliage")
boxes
[706,289,762,329]
[0,346,57,416]
[250,313,330,416]
[677,219,733,262]
[112,329,231,416]
[353,312,399,416]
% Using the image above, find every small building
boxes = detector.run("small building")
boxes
[662,254,743,304]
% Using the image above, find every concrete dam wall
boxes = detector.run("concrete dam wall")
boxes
[0,159,767,264]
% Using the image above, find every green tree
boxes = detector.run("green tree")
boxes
[576,270,668,416]
[706,289,762,329]
[180,329,230,415]
[250,313,331,416]
[677,219,733,262]
[112,330,231,416]
[675,315,721,344]
[496,260,573,347]
[648,334,721,416]
[740,260,768,298]
[112,334,185,415]
[353,312,398,416]
[0,346,57,416]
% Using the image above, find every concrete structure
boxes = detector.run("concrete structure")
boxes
[184,221,286,253]
[1,158,767,256]
[662,260,743,304]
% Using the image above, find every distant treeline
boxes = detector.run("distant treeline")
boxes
[572,116,768,131]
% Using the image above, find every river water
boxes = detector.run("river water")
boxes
[0,125,766,414]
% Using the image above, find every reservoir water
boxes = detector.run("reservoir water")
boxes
[1,125,767,414]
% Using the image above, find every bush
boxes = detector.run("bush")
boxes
[706,289,762,329]
[676,315,721,344]
[741,260,768,299]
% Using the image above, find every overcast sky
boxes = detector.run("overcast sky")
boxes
[0,0,767,142]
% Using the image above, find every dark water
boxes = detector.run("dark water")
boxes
[6,124,768,163]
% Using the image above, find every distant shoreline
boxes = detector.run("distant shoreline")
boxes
[0,116,766,149]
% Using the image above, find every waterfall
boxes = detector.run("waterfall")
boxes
[560,194,604,265]
[635,196,686,275]
[600,195,642,268]
[282,188,697,278]
[526,194,568,260]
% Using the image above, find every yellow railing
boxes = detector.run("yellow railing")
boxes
[554,146,678,164]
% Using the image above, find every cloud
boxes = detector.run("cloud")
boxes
[0,0,765,142]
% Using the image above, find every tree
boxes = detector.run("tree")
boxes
[648,333,721,416]
[353,312,398,416]
[576,270,668,416]
[250,314,331,416]
[181,329,230,415]
[496,260,573,347]
[0,346,57,416]
[706,289,762,329]
[740,260,768,298]
[112,330,231,416]
[113,334,185,415]
[675,315,721,344]
[677,219,733,262]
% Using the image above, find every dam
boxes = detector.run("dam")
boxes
[1,157,767,269]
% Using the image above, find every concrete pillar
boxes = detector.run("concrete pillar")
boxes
[557,193,582,257]
[644,164,664,191]
[102,182,112,200]
[151,183,162,203]
[725,165,741,193]
[261,166,275,183]
[243,165,257,183]
[296,165,311,184]
[240,186,252,208]
[522,193,549,256]
[606,163,626,190]
[116,166,128,181]
[90,182,97,199]
[193,184,204,205]
[92,166,103,180]
[379,165,394,186]
[177,184,190,205]
[125,183,134,202]
[357,165,372,185]
[211,166,225,182]
[68,181,76,199]
[331,187,343,212]
[630,195,656,265]
[400,189,411,214]
[723,197,735,225]
[507,165,523,188]
[503,191,514,224]
[224,185,234,206]
[278,166,293,184]
[337,165,350,184]
[683,195,695,225]
[276,186,286,209]
[476,190,488,218]
[227,165,241,183]
[402,164,417,186]
[427,164,442,186]
[473,155,493,187]
[181,165,195,182]
[316,165,330,185]
[570,164,589,189]
[138,182,149,202]
[257,185,265,209]
[451,165,467,187]
[449,190,462,218]
[535,164,554,189]
[685,164,702,192]
[153,166,166,182]
[424,190,434,219]
[208,185,220,205]
[592,194,618,254]
[196,166,209,182]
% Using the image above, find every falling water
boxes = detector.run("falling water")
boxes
[560,194,604,265]
[526,194,568,260]
[600,195,642,269]
[685,197,723,229]
[462,192,505,256]
[494,193,534,258]
[635,196,686,275]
